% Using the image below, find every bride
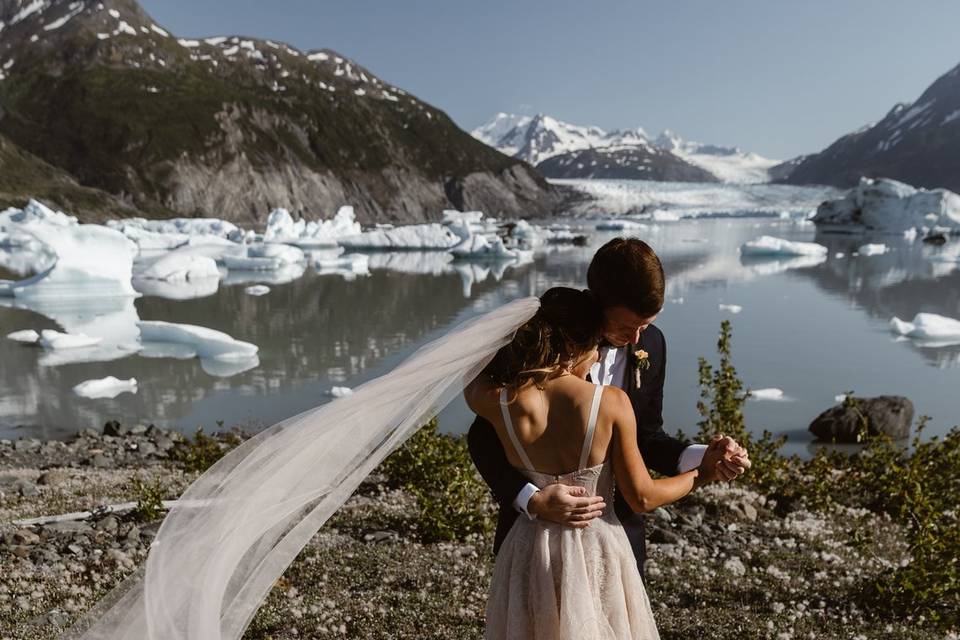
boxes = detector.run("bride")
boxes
[466,287,712,639]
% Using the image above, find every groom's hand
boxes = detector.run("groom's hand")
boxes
[527,483,605,527]
[697,435,751,484]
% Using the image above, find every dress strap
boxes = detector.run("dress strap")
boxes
[500,388,536,472]
[578,384,605,470]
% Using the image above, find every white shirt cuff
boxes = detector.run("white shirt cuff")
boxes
[677,444,708,473]
[513,482,540,520]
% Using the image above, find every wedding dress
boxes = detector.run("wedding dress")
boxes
[63,297,540,640]
[484,384,660,640]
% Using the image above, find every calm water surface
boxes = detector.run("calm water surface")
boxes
[2,215,959,457]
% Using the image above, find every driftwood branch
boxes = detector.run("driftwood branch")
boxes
[12,500,179,527]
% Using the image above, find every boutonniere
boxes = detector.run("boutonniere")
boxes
[633,348,649,388]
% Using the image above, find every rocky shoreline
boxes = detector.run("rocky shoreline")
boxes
[0,426,954,640]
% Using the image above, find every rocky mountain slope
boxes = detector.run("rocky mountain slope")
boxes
[0,0,558,224]
[473,113,778,183]
[778,62,960,192]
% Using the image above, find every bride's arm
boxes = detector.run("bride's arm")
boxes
[607,387,699,513]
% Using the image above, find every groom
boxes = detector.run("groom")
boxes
[468,237,751,576]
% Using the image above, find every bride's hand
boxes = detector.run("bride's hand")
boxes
[697,435,751,485]
[527,483,606,527]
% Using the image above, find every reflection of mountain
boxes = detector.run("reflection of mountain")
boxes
[795,233,960,368]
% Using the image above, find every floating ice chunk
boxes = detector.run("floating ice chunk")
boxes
[340,224,461,250]
[834,394,850,403]
[857,243,888,256]
[650,210,680,222]
[813,177,960,234]
[718,304,742,314]
[1,200,138,299]
[133,275,220,301]
[139,251,220,282]
[73,376,138,399]
[890,313,960,346]
[313,252,370,279]
[244,285,270,296]
[740,236,828,258]
[6,329,39,344]
[106,217,240,239]
[222,243,305,270]
[749,388,788,401]
[39,329,102,350]
[835,252,845,258]
[328,386,353,397]
[138,321,258,360]
[110,224,189,250]
[595,219,650,231]
[450,233,531,262]
[138,341,198,359]
[264,206,362,248]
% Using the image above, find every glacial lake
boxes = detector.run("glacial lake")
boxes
[2,181,959,458]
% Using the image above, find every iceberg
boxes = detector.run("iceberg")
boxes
[6,329,40,344]
[739,236,828,258]
[813,177,960,235]
[340,223,462,250]
[313,251,370,279]
[133,275,220,301]
[328,386,353,397]
[890,313,960,346]
[450,232,532,262]
[138,321,259,361]
[106,217,241,240]
[39,329,102,350]
[244,285,271,296]
[749,388,788,402]
[857,243,888,256]
[0,201,138,300]
[221,243,305,271]
[263,206,362,248]
[73,376,138,399]
[718,304,743,314]
[595,219,651,231]
[139,251,221,282]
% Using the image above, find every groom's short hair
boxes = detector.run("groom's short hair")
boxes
[587,237,664,316]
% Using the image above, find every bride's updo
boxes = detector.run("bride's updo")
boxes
[484,287,603,388]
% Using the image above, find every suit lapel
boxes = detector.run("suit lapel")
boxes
[625,343,638,393]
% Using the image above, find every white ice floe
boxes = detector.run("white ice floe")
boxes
[138,251,221,282]
[340,224,462,250]
[39,330,102,350]
[244,285,271,296]
[595,219,651,231]
[221,243,305,271]
[107,217,241,241]
[328,386,353,397]
[890,313,960,347]
[718,304,743,314]
[313,250,370,279]
[749,388,788,402]
[450,232,532,262]
[6,329,39,344]
[138,321,258,361]
[263,206,361,248]
[1,200,138,299]
[739,236,828,258]
[813,177,960,235]
[133,275,220,301]
[73,376,138,399]
[857,243,888,256]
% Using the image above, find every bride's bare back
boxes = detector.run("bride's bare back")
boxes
[466,374,699,513]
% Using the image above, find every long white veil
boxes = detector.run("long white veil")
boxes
[63,296,540,640]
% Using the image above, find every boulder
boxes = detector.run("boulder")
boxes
[809,396,914,443]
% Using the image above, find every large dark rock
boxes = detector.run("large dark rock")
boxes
[808,396,914,443]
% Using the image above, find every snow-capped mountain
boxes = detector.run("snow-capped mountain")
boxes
[472,113,780,184]
[779,61,960,193]
[0,0,557,223]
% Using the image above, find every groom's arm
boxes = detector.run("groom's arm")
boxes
[467,414,533,511]
[634,326,705,476]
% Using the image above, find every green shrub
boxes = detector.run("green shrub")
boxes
[379,419,495,543]
[170,424,244,474]
[131,475,166,522]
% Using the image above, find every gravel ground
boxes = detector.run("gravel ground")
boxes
[0,427,954,640]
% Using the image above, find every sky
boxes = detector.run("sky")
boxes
[139,0,960,160]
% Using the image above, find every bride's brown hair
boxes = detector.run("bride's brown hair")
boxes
[483,287,603,388]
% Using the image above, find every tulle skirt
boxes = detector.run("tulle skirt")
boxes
[484,514,660,640]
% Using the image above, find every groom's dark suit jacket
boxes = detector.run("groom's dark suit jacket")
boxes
[467,324,687,565]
